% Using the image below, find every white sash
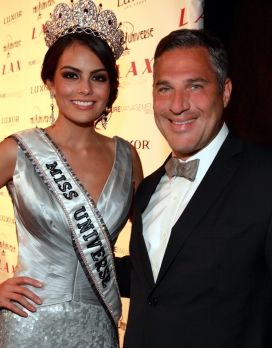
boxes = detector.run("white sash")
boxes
[12,129,121,340]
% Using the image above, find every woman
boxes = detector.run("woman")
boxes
[0,1,143,347]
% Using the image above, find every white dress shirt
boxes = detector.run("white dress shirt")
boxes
[142,123,229,281]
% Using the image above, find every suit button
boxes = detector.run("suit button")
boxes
[148,297,157,307]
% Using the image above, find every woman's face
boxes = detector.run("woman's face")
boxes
[47,43,110,126]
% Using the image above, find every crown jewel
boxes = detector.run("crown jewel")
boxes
[44,0,124,59]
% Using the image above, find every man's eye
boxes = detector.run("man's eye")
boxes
[158,87,171,93]
[191,84,202,90]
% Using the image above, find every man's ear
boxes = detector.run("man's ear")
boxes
[222,78,232,108]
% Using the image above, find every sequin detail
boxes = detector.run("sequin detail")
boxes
[0,301,117,347]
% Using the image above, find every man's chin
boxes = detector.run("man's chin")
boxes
[171,147,200,161]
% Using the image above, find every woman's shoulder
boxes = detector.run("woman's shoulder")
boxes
[8,127,40,140]
[0,136,18,150]
[0,137,18,187]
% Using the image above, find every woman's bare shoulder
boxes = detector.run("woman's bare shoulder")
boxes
[0,137,18,158]
[0,137,18,187]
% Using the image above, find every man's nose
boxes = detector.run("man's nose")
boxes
[169,90,190,115]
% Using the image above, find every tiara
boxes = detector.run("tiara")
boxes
[44,0,124,59]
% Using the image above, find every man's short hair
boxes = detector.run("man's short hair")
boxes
[154,29,228,93]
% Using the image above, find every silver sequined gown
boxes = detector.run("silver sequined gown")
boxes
[0,129,133,348]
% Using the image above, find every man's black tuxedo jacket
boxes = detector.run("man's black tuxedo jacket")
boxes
[119,132,272,348]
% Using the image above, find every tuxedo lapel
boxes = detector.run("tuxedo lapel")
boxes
[156,132,244,284]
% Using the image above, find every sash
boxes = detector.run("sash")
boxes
[11,129,121,343]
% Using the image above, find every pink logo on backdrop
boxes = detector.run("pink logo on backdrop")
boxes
[1,37,22,76]
[32,24,46,40]
[116,57,154,80]
[2,61,21,75]
[0,260,17,276]
[179,4,204,27]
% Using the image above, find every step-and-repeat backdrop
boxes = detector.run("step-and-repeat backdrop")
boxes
[0,0,203,345]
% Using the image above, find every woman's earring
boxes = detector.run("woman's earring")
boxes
[101,113,108,130]
[50,92,55,125]
[101,106,111,130]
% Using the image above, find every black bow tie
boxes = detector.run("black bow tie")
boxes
[165,157,200,182]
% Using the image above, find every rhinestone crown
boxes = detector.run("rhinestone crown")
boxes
[44,0,124,59]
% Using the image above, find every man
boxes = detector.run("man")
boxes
[120,29,272,347]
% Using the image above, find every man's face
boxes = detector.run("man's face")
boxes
[153,47,232,160]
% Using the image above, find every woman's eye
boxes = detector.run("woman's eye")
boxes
[62,72,78,79]
[92,75,107,82]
